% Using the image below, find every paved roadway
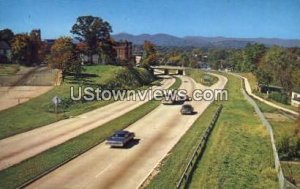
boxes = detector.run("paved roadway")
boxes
[0,76,175,171]
[27,74,227,189]
[231,73,298,116]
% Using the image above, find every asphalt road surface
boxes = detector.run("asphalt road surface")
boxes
[0,76,175,171]
[27,74,227,189]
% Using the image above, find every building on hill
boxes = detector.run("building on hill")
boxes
[31,29,41,41]
[114,41,133,62]
[291,91,300,108]
[0,40,11,63]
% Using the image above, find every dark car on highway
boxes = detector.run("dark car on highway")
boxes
[106,130,135,147]
[180,104,194,115]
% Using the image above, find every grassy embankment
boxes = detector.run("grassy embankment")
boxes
[0,65,156,139]
[146,73,278,189]
[185,69,218,86]
[0,64,20,75]
[254,98,299,186]
[0,76,181,189]
[239,72,298,112]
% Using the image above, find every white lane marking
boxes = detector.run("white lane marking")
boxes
[95,164,112,178]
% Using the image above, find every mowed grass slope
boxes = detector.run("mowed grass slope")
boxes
[0,65,155,139]
[0,77,181,189]
[186,69,218,86]
[189,74,278,188]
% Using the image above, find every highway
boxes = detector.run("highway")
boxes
[0,76,175,171]
[27,74,227,189]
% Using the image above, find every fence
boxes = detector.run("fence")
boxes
[176,104,223,189]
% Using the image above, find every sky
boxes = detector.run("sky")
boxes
[1,0,300,39]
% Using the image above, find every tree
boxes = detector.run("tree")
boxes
[11,34,32,65]
[46,37,82,81]
[260,46,295,91]
[207,49,228,69]
[71,16,112,63]
[11,31,42,66]
[0,28,14,43]
[242,43,266,72]
[141,41,158,68]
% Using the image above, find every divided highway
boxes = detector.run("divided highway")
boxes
[27,74,227,189]
[0,76,175,171]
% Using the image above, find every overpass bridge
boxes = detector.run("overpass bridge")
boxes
[151,66,187,75]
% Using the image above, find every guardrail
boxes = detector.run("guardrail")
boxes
[176,104,223,189]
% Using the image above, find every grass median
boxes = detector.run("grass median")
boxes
[186,69,218,86]
[0,76,181,189]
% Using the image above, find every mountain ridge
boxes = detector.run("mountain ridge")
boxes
[112,33,300,48]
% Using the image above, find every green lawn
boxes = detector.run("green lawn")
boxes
[254,92,299,187]
[188,74,278,189]
[0,65,155,140]
[0,64,20,75]
[0,77,181,189]
[186,69,218,86]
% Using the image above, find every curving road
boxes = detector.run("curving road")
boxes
[27,74,227,189]
[231,73,298,116]
[0,76,175,171]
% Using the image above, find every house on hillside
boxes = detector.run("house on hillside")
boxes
[0,40,11,63]
[79,40,133,65]
[291,91,300,108]
[258,84,283,94]
[113,41,133,62]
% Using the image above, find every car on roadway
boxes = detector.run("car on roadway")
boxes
[180,104,194,115]
[178,94,191,101]
[106,130,135,147]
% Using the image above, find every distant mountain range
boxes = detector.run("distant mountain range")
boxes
[112,33,300,48]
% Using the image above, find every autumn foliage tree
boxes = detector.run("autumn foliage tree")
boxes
[11,31,42,66]
[11,34,32,65]
[46,37,82,81]
[141,41,158,68]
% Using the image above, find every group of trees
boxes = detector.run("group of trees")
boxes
[0,29,44,65]
[224,44,300,93]
[1,16,119,79]
[192,43,299,93]
[11,30,44,66]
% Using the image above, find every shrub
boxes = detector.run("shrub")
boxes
[268,91,289,104]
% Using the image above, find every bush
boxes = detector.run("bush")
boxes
[268,91,289,104]
[277,136,300,160]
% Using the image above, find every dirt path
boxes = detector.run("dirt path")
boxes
[0,76,175,171]
[27,74,227,189]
